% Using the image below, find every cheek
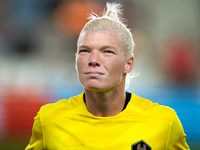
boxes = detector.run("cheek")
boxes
[76,57,83,73]
[109,60,125,75]
[76,56,88,78]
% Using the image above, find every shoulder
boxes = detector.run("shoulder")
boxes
[39,93,84,125]
[40,93,84,111]
[130,93,176,124]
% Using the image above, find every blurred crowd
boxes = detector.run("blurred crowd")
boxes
[0,0,199,89]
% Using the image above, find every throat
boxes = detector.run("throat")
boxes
[83,92,131,116]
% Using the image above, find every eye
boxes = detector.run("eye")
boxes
[79,49,89,53]
[104,50,114,54]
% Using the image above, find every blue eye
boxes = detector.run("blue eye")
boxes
[104,50,114,54]
[79,50,89,53]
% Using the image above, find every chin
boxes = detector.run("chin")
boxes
[84,84,118,92]
[83,84,108,92]
[85,85,103,91]
[81,80,104,90]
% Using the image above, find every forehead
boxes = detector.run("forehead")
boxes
[78,30,121,48]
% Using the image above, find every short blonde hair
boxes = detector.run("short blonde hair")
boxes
[77,2,135,59]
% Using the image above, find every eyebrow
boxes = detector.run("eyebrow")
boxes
[101,45,118,50]
[78,45,90,49]
[78,45,117,50]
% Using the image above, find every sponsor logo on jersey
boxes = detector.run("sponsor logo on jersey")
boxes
[131,140,151,150]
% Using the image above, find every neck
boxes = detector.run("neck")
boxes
[84,86,126,117]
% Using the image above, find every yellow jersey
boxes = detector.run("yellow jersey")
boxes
[25,93,189,150]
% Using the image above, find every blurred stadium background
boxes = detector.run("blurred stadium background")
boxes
[0,0,199,149]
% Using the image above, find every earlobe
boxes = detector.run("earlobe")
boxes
[124,56,134,73]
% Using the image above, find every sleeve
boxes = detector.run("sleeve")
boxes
[167,114,190,150]
[25,112,44,150]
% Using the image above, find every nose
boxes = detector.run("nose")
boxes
[88,51,101,67]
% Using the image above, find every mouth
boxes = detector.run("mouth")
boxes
[85,71,104,77]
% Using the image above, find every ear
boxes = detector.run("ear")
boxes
[124,56,134,73]
[75,53,77,59]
